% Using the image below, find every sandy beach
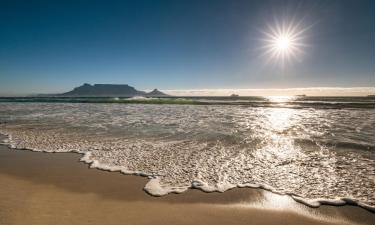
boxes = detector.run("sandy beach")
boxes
[1,0,375,224]
[0,144,373,225]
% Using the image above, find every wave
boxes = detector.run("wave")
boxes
[1,96,375,109]
[294,138,375,152]
[1,132,374,213]
[0,103,374,213]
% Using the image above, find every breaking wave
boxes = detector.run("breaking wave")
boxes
[0,102,374,212]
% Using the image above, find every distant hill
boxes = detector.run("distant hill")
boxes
[145,89,168,97]
[60,83,168,97]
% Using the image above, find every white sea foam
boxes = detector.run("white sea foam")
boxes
[0,103,374,211]
[127,96,152,100]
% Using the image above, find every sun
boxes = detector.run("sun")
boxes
[275,35,291,51]
[260,20,309,65]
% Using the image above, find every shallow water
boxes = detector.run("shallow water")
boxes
[0,98,374,209]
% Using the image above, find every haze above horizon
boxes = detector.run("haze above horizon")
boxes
[1,0,375,96]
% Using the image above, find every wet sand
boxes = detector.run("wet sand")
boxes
[0,144,374,225]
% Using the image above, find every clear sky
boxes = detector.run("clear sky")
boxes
[1,0,375,96]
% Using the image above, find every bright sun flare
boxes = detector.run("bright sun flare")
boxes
[276,35,291,51]
[261,20,309,65]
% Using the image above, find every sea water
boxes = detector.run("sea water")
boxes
[0,96,374,210]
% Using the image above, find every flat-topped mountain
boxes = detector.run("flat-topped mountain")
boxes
[61,83,168,97]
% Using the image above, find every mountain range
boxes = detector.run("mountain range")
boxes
[60,83,168,97]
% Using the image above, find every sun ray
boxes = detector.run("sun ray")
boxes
[260,19,310,66]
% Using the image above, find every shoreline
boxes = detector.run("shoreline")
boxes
[2,133,374,213]
[0,143,374,225]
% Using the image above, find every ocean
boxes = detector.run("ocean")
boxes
[0,96,374,210]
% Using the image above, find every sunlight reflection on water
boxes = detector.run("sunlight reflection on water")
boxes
[0,102,374,207]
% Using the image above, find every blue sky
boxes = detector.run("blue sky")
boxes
[1,0,375,96]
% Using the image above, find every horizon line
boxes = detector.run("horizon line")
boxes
[1,86,375,97]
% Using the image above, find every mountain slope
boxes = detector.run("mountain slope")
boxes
[145,89,169,97]
[61,83,168,97]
